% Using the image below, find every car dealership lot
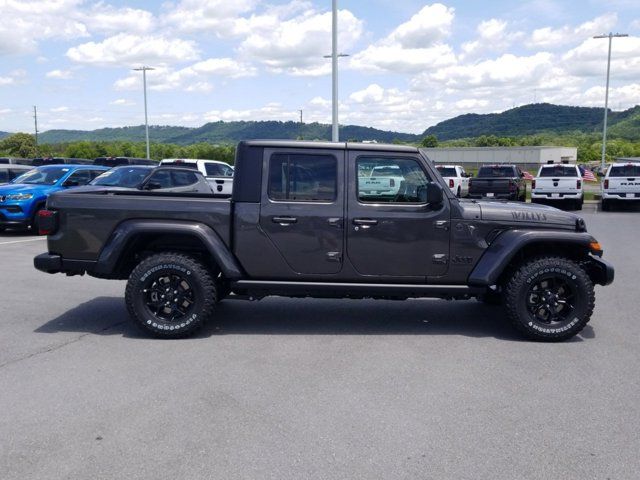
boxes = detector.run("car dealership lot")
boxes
[1,208,639,479]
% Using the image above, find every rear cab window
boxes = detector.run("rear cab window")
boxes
[268,153,337,202]
[538,165,579,177]
[609,165,640,177]
[436,166,457,177]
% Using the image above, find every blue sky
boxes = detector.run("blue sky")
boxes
[0,0,639,134]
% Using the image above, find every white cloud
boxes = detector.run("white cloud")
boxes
[161,0,258,36]
[387,3,454,49]
[203,102,300,122]
[238,7,363,76]
[349,4,455,74]
[0,0,88,55]
[46,69,73,80]
[527,13,618,48]
[50,106,69,112]
[66,33,199,67]
[461,19,522,58]
[114,58,255,92]
[110,98,135,106]
[81,4,155,34]
[562,36,640,78]
[0,69,26,86]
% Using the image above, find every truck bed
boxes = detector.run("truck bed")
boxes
[45,189,232,261]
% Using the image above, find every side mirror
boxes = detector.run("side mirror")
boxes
[63,179,79,187]
[419,182,443,205]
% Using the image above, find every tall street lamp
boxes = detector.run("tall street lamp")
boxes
[593,33,628,170]
[133,66,155,159]
[323,0,349,142]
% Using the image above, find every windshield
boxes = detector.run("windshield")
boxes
[91,167,153,187]
[478,166,515,177]
[436,167,457,177]
[12,166,70,185]
[609,164,640,177]
[538,165,579,177]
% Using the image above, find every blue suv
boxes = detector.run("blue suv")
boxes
[0,164,109,232]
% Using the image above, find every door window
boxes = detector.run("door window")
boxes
[66,170,93,186]
[357,156,430,203]
[171,170,198,187]
[146,170,172,188]
[268,154,337,202]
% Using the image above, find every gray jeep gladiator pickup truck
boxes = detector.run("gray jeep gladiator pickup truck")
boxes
[34,141,614,341]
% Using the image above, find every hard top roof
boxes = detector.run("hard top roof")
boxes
[240,140,419,153]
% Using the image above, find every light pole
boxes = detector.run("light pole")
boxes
[322,0,349,142]
[593,33,628,170]
[133,66,155,159]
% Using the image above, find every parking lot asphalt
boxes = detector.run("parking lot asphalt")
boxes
[1,206,639,480]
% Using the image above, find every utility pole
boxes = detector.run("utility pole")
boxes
[133,66,155,159]
[33,106,39,156]
[299,109,303,124]
[323,1,349,142]
[593,33,628,170]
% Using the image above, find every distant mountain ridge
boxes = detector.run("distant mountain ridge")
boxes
[8,103,640,145]
[423,103,640,140]
[38,121,420,145]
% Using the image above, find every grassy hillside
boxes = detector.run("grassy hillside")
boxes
[37,121,419,145]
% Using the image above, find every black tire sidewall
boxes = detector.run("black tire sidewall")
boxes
[507,258,594,341]
[126,254,214,337]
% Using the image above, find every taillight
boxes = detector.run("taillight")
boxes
[389,179,395,187]
[577,179,581,189]
[532,179,536,189]
[604,179,609,189]
[38,209,57,236]
[449,179,454,188]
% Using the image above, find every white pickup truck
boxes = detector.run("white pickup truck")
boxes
[160,158,234,195]
[531,163,583,210]
[435,165,470,197]
[358,164,404,199]
[601,162,640,211]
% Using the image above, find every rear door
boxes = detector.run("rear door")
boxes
[347,152,450,278]
[259,148,345,274]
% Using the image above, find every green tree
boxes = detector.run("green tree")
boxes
[0,133,37,157]
[420,134,439,147]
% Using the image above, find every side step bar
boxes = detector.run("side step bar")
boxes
[230,280,483,299]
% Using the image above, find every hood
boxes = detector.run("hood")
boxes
[475,200,582,228]
[0,183,57,196]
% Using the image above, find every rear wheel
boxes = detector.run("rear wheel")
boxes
[601,199,610,211]
[504,256,594,342]
[575,198,583,210]
[125,252,216,338]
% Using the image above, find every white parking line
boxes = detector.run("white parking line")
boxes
[0,237,46,245]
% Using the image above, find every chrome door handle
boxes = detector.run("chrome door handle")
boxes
[353,218,378,226]
[272,216,297,225]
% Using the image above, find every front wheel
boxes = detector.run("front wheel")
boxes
[504,256,594,342]
[125,252,217,338]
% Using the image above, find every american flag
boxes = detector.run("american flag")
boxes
[582,169,597,182]
[522,170,534,180]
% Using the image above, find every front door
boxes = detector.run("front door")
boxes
[259,148,345,275]
[347,152,450,278]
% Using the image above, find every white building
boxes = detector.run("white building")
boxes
[422,146,578,171]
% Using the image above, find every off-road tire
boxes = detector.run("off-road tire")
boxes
[125,252,216,338]
[504,256,594,342]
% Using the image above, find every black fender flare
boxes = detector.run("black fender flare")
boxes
[94,219,244,279]
[467,229,598,286]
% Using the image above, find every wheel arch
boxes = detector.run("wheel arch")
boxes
[94,219,244,280]
[468,229,599,287]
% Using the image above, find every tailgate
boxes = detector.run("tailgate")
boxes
[470,178,511,193]
[535,178,579,192]
[607,177,640,193]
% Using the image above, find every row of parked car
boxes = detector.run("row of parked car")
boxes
[436,161,640,211]
[0,157,234,233]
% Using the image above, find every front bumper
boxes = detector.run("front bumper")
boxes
[586,256,615,286]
